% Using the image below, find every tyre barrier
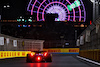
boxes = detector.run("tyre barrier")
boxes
[0,51,31,59]
[79,49,100,62]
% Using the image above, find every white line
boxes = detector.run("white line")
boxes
[77,56,100,66]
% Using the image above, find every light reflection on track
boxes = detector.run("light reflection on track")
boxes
[0,55,99,67]
[30,62,49,67]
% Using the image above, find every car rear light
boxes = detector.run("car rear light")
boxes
[37,56,41,61]
[30,53,34,56]
[43,52,48,57]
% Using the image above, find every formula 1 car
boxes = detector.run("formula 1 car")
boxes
[26,51,52,63]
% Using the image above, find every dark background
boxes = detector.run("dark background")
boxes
[0,0,92,21]
[0,0,93,48]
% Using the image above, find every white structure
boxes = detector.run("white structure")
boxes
[0,34,44,51]
[80,35,85,45]
[24,40,44,51]
[76,39,80,46]
[90,0,100,22]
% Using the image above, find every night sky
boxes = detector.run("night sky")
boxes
[0,0,99,48]
[0,0,94,47]
[0,0,28,19]
[0,0,92,22]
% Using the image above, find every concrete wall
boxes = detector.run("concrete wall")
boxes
[77,16,100,50]
[0,34,44,51]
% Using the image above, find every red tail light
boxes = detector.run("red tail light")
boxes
[44,52,48,57]
[30,53,34,56]
[38,57,40,60]
[37,56,41,61]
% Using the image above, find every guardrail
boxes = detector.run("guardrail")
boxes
[79,49,100,62]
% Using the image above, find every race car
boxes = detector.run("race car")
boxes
[26,51,52,63]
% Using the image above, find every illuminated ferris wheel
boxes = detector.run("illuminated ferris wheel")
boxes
[27,0,86,22]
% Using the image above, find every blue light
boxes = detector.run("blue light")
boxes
[48,0,50,3]
[45,2,47,5]
[34,6,43,10]
[62,0,65,3]
[18,25,20,27]
[23,25,27,27]
[37,0,45,7]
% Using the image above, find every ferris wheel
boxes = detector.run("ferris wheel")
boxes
[27,0,86,22]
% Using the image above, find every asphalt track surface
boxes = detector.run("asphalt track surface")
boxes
[0,55,99,67]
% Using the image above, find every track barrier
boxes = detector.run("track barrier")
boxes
[0,48,79,59]
[79,49,100,62]
[0,51,31,59]
[43,48,79,54]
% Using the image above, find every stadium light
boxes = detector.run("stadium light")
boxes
[90,0,99,22]
[4,6,6,8]
[28,19,32,22]
[4,5,10,8]
[90,0,100,3]
[7,5,10,8]
[90,0,95,3]
[20,16,22,18]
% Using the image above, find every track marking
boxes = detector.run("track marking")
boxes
[77,56,100,66]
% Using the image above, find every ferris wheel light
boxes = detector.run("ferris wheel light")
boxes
[27,0,86,22]
[74,0,81,7]
[67,0,81,11]
[57,18,60,21]
[67,5,72,11]
[70,3,76,9]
